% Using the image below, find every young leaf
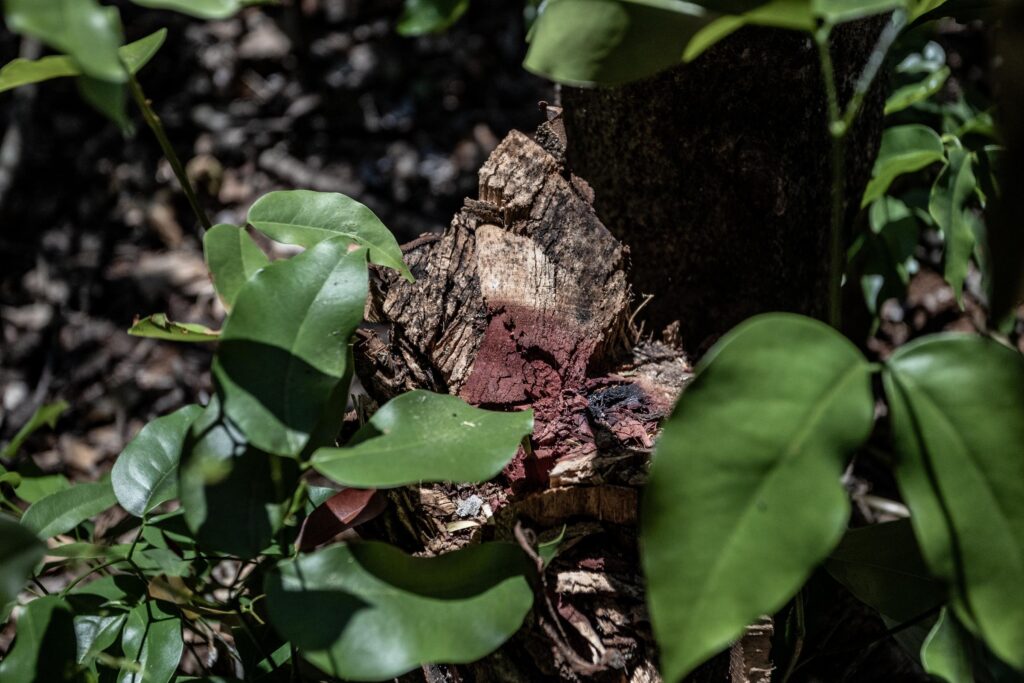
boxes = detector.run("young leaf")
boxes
[129,313,221,343]
[203,224,270,311]
[0,515,45,605]
[265,541,534,680]
[211,239,368,457]
[311,390,533,488]
[247,190,412,282]
[523,0,713,86]
[0,595,79,682]
[862,125,946,207]
[884,335,1024,670]
[825,520,945,623]
[119,601,183,683]
[1,400,68,458]
[112,404,203,518]
[398,0,470,35]
[921,609,973,683]
[128,0,256,20]
[0,29,168,95]
[21,479,117,539]
[641,314,875,682]
[929,147,977,304]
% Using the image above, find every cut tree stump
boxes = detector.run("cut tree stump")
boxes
[353,113,772,682]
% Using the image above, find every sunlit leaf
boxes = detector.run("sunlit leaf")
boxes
[312,390,533,488]
[0,515,45,605]
[398,0,470,35]
[247,190,411,282]
[212,239,368,457]
[884,335,1024,670]
[118,601,183,683]
[265,541,534,680]
[129,313,221,343]
[21,479,117,540]
[863,125,946,207]
[642,314,875,682]
[1,400,68,458]
[112,405,203,517]
[203,224,270,311]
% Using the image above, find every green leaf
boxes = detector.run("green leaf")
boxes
[4,0,125,83]
[21,479,117,539]
[863,125,946,207]
[1,400,68,458]
[203,224,270,311]
[398,0,470,35]
[0,29,167,94]
[211,238,368,457]
[129,314,221,343]
[929,147,978,305]
[118,601,183,683]
[15,474,71,504]
[641,313,875,682]
[127,0,255,19]
[77,73,129,130]
[311,390,533,488]
[74,612,127,663]
[884,335,1024,670]
[265,541,534,680]
[179,400,297,559]
[856,197,919,314]
[523,0,713,86]
[0,595,79,682]
[825,520,945,623]
[112,405,203,517]
[886,66,951,115]
[921,609,973,683]
[0,515,45,605]
[247,190,411,282]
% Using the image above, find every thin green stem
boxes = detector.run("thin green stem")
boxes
[128,75,211,230]
[816,25,846,330]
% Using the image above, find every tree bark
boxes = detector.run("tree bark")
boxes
[560,23,888,352]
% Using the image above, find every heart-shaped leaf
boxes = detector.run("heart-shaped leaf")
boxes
[0,595,78,682]
[884,335,1024,669]
[112,405,203,517]
[863,124,946,207]
[312,390,532,488]
[118,601,183,683]
[642,313,875,682]
[247,190,411,282]
[22,479,117,540]
[129,314,220,343]
[0,515,45,605]
[203,224,270,311]
[212,238,368,457]
[265,541,534,680]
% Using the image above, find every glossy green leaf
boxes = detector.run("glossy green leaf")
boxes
[825,520,945,622]
[884,335,1024,669]
[179,401,297,559]
[922,609,973,683]
[4,0,125,83]
[1,400,68,458]
[129,313,221,343]
[128,0,257,19]
[265,541,534,680]
[929,147,977,304]
[0,29,167,95]
[74,612,127,663]
[247,190,411,282]
[862,125,946,207]
[0,515,45,605]
[0,595,79,682]
[524,0,713,86]
[398,0,470,35]
[642,314,875,682]
[22,479,117,539]
[112,405,203,517]
[312,390,532,488]
[203,224,270,311]
[118,601,183,683]
[886,66,950,115]
[211,239,368,457]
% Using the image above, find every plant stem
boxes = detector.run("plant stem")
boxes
[816,25,846,330]
[128,75,211,230]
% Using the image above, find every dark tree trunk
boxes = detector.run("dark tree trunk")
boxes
[561,23,888,352]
